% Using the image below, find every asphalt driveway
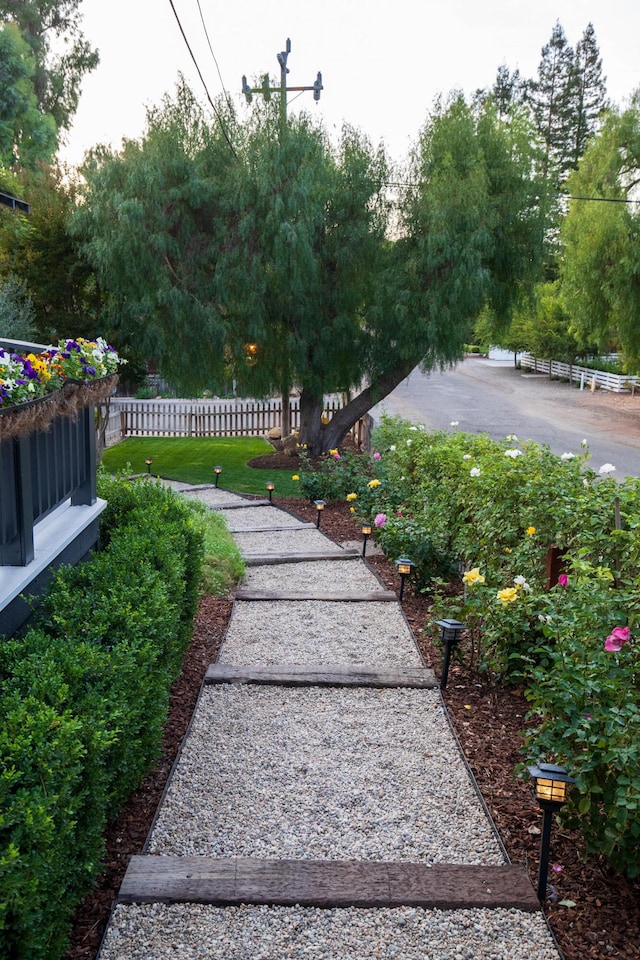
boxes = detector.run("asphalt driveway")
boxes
[372,357,640,479]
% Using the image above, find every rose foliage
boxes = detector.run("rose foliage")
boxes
[298,415,640,876]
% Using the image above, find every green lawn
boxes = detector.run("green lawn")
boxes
[101,436,302,496]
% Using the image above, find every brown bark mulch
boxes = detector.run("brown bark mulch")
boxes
[64,497,639,960]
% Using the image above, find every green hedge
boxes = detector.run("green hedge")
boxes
[0,477,204,960]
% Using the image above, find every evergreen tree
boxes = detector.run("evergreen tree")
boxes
[569,22,608,170]
[560,97,640,362]
[528,20,576,185]
[491,64,528,118]
[73,86,543,453]
[0,0,98,143]
[0,22,56,166]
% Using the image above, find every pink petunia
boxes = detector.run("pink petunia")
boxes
[374,513,387,527]
[557,574,568,587]
[605,626,630,652]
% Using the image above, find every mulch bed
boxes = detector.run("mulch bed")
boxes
[64,496,639,960]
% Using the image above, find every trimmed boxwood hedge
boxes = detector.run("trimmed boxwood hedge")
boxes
[0,477,204,960]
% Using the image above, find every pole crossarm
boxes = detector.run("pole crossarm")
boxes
[242,37,323,109]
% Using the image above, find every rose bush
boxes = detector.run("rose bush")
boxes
[294,414,640,875]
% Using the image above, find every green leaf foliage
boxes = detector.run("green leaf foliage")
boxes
[0,476,204,959]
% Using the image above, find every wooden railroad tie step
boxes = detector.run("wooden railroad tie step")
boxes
[118,856,540,912]
[234,588,397,602]
[205,663,437,689]
[243,550,360,565]
[228,523,317,534]
[210,499,272,509]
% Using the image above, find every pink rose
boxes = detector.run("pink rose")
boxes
[557,574,568,587]
[373,451,381,460]
[605,626,630,652]
[374,513,387,527]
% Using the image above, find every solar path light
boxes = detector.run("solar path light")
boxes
[528,762,575,901]
[434,618,466,690]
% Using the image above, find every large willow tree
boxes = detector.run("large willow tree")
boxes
[73,84,542,453]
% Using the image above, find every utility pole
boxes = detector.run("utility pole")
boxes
[241,39,323,440]
[242,37,323,133]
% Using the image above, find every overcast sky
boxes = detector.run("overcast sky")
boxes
[59,0,640,168]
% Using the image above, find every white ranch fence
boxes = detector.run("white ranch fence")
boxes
[104,396,373,449]
[520,355,640,394]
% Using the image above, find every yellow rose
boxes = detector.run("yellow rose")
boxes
[526,526,536,536]
[497,587,518,605]
[292,474,300,481]
[349,506,356,513]
[329,448,338,456]
[463,567,485,586]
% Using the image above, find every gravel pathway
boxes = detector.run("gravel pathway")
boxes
[220,506,310,532]
[98,484,562,960]
[241,558,384,593]
[101,903,562,960]
[148,685,503,864]
[220,600,421,667]
[233,528,345,556]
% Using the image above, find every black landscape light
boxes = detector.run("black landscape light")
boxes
[214,465,222,487]
[314,499,326,527]
[265,481,275,502]
[528,762,575,901]
[434,618,466,690]
[361,523,372,557]
[145,458,153,475]
[394,556,415,603]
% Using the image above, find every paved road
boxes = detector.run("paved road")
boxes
[372,357,640,479]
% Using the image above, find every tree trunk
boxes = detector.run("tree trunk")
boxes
[298,389,324,454]
[298,361,417,455]
[281,384,291,438]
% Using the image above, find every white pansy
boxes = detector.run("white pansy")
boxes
[599,463,616,475]
[470,467,481,477]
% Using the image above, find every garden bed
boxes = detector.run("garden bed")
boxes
[63,497,639,960]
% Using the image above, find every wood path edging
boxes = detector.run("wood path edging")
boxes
[205,663,437,689]
[243,550,360,565]
[234,588,397,602]
[118,856,540,912]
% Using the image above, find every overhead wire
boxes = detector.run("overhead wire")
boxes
[194,0,233,110]
[167,0,236,156]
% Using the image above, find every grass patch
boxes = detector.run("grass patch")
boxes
[185,499,245,595]
[101,437,302,496]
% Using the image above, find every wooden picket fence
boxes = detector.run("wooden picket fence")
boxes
[520,355,640,394]
[105,396,373,450]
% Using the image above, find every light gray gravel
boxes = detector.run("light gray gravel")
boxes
[241,558,384,593]
[233,528,345,556]
[179,487,250,507]
[220,600,421,667]
[220,506,309,532]
[101,903,562,960]
[148,685,503,864]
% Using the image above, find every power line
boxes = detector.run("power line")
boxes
[167,0,236,156]
[195,0,233,109]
